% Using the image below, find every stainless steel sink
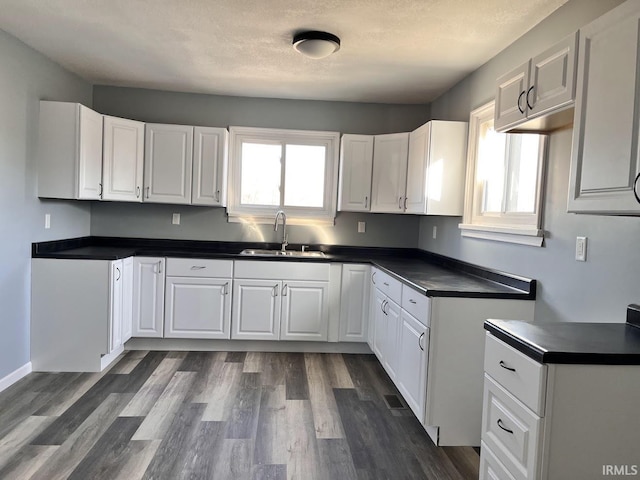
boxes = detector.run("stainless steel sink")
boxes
[240,249,326,258]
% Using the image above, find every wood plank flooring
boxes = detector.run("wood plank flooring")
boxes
[0,351,479,479]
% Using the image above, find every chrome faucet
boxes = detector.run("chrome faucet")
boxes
[274,210,288,252]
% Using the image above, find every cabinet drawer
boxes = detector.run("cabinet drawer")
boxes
[371,267,402,304]
[484,333,547,415]
[401,285,430,326]
[479,441,516,480]
[166,258,233,278]
[482,374,542,480]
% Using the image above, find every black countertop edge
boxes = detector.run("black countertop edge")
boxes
[628,304,640,328]
[32,236,93,255]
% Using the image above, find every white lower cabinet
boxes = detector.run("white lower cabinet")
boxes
[164,258,233,339]
[121,256,134,344]
[396,309,429,422]
[109,260,124,353]
[339,264,370,342]
[232,261,330,341]
[132,257,165,338]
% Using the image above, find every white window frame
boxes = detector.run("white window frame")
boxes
[227,126,340,225]
[459,101,548,247]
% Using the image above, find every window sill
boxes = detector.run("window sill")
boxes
[458,223,544,247]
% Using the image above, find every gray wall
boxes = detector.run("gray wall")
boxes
[91,86,428,248]
[419,0,639,324]
[0,29,93,379]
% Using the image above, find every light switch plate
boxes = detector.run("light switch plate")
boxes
[575,236,587,261]
[45,214,51,229]
[358,221,366,233]
[172,213,181,225]
[432,226,437,239]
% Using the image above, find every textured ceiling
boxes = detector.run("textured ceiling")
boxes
[0,0,568,103]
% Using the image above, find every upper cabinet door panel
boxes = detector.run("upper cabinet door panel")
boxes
[144,124,194,204]
[192,127,229,206]
[494,62,529,132]
[569,3,640,214]
[528,31,578,118]
[338,134,374,212]
[102,116,145,202]
[77,105,104,200]
[371,132,409,213]
[405,123,430,214]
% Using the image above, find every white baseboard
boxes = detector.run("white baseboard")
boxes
[0,362,33,393]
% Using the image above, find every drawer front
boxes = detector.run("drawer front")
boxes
[166,258,233,278]
[484,333,547,415]
[401,285,430,326]
[371,267,402,304]
[479,441,516,480]
[234,260,330,281]
[482,374,542,480]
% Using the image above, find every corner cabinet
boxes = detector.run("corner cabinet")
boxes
[192,127,229,206]
[132,257,165,338]
[405,121,468,215]
[164,258,233,339]
[568,0,640,215]
[143,123,194,204]
[370,132,410,213]
[232,261,330,341]
[495,32,578,133]
[338,135,374,211]
[37,101,103,200]
[102,116,145,202]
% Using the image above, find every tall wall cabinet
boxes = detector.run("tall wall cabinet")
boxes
[568,0,640,214]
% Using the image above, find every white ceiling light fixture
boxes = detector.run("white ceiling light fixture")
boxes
[292,31,341,59]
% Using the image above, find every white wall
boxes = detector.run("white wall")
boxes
[418,0,639,323]
[0,29,92,379]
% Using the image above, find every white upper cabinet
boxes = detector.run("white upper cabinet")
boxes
[102,116,145,202]
[405,121,468,216]
[192,127,229,206]
[495,31,578,133]
[371,132,410,213]
[568,0,640,214]
[338,134,374,211]
[144,123,194,204]
[37,101,103,200]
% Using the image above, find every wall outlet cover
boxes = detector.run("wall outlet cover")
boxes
[576,236,587,261]
[358,221,366,233]
[172,213,181,225]
[45,213,51,229]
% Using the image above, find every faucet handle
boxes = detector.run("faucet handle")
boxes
[301,245,307,252]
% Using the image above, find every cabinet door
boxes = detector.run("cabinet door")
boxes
[405,123,430,214]
[569,3,640,214]
[339,264,370,342]
[372,288,387,362]
[281,281,329,341]
[494,62,529,132]
[370,133,409,213]
[232,279,281,340]
[383,298,402,381]
[144,124,194,204]
[78,105,104,200]
[396,310,429,422]
[528,31,578,118]
[102,116,145,202]
[164,277,231,339]
[121,257,134,344]
[192,127,228,206]
[338,134,374,211]
[109,260,123,353]
[132,257,165,338]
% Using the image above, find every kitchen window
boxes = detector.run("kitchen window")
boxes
[459,101,548,246]
[227,127,340,224]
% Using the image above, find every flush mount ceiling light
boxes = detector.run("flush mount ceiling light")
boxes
[292,31,341,59]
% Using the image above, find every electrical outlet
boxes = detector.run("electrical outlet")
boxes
[45,214,51,229]
[575,236,587,261]
[358,221,366,233]
[172,213,181,225]
[432,225,437,239]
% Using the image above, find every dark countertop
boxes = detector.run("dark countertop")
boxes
[32,236,536,300]
[485,306,640,365]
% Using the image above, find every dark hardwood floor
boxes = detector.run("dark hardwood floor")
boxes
[0,351,479,479]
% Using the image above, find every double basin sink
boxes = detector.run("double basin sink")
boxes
[240,249,326,258]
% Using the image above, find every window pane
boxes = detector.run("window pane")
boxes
[476,118,507,213]
[505,135,541,213]
[240,142,282,206]
[284,144,326,208]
